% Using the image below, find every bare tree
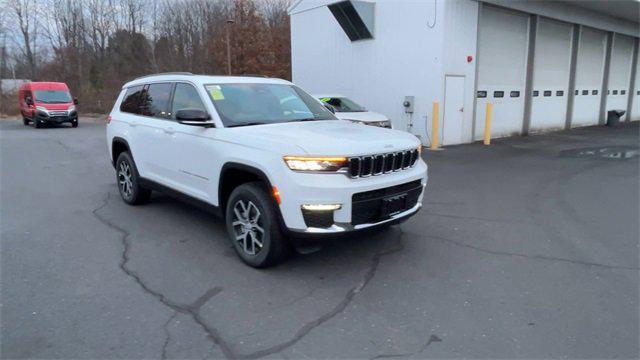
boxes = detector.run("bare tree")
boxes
[11,0,39,79]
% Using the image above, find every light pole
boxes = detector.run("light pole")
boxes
[226,19,235,75]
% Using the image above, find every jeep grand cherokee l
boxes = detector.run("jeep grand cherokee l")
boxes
[106,73,428,267]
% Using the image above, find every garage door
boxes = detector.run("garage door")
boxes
[606,34,634,118]
[572,27,607,127]
[631,42,640,121]
[530,18,572,132]
[475,5,529,140]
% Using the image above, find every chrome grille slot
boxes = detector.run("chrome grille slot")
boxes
[347,148,420,178]
[393,153,402,171]
[373,155,384,174]
[361,156,373,176]
[402,150,411,168]
[384,154,394,172]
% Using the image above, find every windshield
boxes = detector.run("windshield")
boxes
[34,90,72,104]
[204,83,337,127]
[319,97,366,112]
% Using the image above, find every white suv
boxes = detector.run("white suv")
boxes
[106,73,428,267]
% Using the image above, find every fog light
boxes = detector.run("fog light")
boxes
[301,204,342,211]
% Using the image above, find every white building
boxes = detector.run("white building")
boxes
[289,0,640,146]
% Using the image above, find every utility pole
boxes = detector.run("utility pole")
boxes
[226,19,235,75]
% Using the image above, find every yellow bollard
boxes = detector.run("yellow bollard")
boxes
[483,103,493,145]
[430,101,440,150]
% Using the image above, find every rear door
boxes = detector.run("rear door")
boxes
[122,82,175,185]
[136,82,174,186]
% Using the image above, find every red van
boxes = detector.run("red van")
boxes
[19,82,78,128]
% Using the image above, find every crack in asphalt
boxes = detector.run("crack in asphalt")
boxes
[55,139,73,151]
[235,232,406,359]
[161,312,178,359]
[409,231,640,271]
[370,334,443,359]
[92,192,232,358]
[92,190,408,359]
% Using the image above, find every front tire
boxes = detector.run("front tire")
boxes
[115,152,152,205]
[71,119,78,128]
[225,182,290,268]
[33,119,42,128]
[22,116,30,125]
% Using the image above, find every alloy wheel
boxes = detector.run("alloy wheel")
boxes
[118,161,133,199]
[231,200,265,255]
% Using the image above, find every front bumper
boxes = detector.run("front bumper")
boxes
[35,110,78,124]
[276,159,427,235]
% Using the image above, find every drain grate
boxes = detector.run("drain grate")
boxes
[559,146,639,160]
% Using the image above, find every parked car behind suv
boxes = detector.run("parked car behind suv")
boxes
[106,73,427,267]
[315,94,393,129]
[19,82,78,128]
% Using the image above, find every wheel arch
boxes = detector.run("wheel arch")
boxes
[219,163,274,211]
[218,162,286,229]
[111,137,130,168]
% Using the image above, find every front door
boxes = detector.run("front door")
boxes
[443,75,465,145]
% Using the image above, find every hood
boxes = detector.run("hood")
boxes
[334,111,388,122]
[229,120,419,156]
[35,102,74,111]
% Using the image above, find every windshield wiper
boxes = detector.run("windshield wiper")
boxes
[227,121,268,128]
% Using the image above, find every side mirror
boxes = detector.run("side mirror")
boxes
[73,98,79,105]
[323,103,336,114]
[26,98,33,106]
[176,109,215,127]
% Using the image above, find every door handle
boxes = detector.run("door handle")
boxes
[164,127,175,135]
[459,107,464,112]
[130,120,138,127]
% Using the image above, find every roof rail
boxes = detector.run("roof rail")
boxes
[134,72,193,80]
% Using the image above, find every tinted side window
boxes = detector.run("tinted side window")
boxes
[140,83,173,118]
[171,83,207,119]
[120,85,144,114]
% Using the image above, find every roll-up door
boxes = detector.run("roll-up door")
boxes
[530,18,572,131]
[606,34,634,118]
[572,27,607,127]
[475,5,529,140]
[631,42,640,121]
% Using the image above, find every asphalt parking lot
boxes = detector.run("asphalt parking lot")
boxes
[1,118,638,359]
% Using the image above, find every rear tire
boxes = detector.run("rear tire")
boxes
[225,182,290,268]
[115,152,152,205]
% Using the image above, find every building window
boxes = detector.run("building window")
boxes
[328,1,374,41]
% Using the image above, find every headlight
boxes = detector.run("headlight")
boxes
[283,156,348,172]
[36,106,48,113]
[68,105,76,112]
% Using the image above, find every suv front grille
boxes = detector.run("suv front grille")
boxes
[348,149,419,178]
[48,111,68,117]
